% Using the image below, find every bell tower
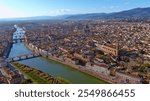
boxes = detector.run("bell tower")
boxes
[116,35,120,61]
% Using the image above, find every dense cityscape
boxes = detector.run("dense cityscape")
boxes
[1,1,150,101]
[1,0,150,84]
[0,19,150,84]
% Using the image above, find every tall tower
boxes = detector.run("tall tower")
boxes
[116,39,119,57]
[116,35,120,61]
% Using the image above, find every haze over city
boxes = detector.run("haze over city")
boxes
[0,0,150,18]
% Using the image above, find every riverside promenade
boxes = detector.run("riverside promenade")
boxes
[25,42,142,84]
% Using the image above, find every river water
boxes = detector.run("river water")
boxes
[8,27,107,84]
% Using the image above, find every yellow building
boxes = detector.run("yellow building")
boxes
[96,43,119,57]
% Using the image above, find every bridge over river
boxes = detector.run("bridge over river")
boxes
[7,53,41,62]
[13,38,25,43]
[7,25,107,84]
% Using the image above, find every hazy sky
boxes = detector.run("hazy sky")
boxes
[0,0,150,18]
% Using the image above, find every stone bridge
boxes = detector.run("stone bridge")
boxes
[7,53,41,62]
[13,38,25,43]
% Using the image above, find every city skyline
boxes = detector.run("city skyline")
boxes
[0,0,150,18]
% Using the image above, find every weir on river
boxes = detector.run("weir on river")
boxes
[8,25,107,84]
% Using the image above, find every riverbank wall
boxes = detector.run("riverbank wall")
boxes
[2,42,13,59]
[25,42,142,84]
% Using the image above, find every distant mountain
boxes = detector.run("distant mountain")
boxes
[66,13,107,20]
[1,7,150,21]
[66,7,150,20]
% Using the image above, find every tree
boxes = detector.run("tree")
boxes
[21,79,33,84]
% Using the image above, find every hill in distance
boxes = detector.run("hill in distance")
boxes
[0,7,150,21]
[66,7,150,20]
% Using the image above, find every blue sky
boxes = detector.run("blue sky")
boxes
[0,0,150,18]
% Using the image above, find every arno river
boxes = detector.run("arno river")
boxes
[8,27,107,84]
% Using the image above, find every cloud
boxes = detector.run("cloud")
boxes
[58,9,71,13]
[109,6,119,9]
[49,9,71,16]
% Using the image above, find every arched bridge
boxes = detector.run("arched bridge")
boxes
[7,53,41,62]
[13,38,25,43]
